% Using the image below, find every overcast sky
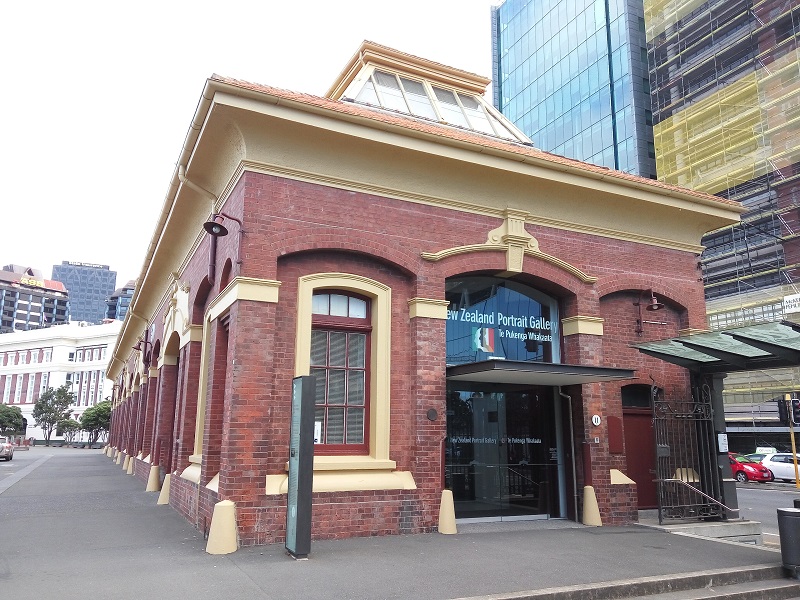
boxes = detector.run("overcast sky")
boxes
[0,0,500,286]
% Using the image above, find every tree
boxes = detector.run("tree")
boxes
[33,384,74,446]
[0,404,24,436]
[57,419,81,444]
[81,400,111,445]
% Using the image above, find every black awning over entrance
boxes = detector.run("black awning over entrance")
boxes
[446,359,635,386]
[633,320,800,374]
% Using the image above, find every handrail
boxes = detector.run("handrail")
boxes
[658,478,740,513]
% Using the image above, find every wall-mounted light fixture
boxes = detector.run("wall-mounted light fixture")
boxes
[133,337,152,367]
[634,290,664,336]
[202,212,246,282]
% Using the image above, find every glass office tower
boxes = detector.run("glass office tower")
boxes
[492,0,657,178]
[52,261,117,323]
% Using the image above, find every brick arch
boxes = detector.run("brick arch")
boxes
[432,251,598,315]
[595,276,689,313]
[276,232,420,277]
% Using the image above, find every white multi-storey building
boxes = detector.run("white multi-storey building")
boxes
[0,320,122,441]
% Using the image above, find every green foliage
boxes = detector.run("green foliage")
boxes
[33,384,75,446]
[0,404,24,435]
[81,400,111,444]
[57,418,81,444]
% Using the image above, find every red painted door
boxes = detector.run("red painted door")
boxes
[623,410,657,509]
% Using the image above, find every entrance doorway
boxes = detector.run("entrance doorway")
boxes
[445,384,562,520]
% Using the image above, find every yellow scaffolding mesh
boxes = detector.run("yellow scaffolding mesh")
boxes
[653,48,800,194]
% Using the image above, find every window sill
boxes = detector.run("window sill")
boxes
[265,469,416,495]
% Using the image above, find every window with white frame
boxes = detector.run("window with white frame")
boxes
[14,375,23,404]
[18,352,26,365]
[77,350,83,362]
[31,350,38,364]
[26,374,35,403]
[43,349,51,362]
[2,376,10,404]
[40,372,49,395]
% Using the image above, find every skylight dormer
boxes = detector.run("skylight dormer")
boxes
[327,41,531,144]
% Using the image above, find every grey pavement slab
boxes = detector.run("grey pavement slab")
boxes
[0,448,785,600]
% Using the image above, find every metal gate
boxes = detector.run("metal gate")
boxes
[652,381,724,524]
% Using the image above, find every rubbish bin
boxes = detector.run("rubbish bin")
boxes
[794,498,800,509]
[777,508,800,575]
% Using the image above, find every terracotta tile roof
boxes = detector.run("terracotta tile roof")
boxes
[209,74,742,209]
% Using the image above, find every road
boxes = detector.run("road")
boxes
[735,480,800,547]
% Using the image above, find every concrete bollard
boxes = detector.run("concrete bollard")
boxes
[145,465,161,492]
[438,489,457,534]
[582,485,602,526]
[157,474,171,505]
[122,454,129,470]
[126,456,135,475]
[206,500,239,554]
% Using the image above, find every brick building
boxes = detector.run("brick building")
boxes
[107,42,743,548]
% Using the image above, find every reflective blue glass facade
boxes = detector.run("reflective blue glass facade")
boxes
[491,0,656,178]
[51,261,117,323]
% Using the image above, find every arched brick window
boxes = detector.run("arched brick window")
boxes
[310,292,371,455]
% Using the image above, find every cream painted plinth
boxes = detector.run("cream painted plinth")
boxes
[582,486,602,526]
[438,490,457,535]
[206,500,238,555]
[146,465,161,492]
[157,474,171,505]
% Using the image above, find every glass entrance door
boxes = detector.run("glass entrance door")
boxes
[445,385,561,520]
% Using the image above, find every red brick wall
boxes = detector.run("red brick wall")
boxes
[112,169,710,543]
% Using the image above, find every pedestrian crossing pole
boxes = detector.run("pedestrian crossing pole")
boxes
[785,394,799,489]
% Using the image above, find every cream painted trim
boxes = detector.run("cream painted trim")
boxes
[562,316,604,337]
[610,469,635,485]
[194,277,283,458]
[148,367,159,378]
[421,245,598,283]
[180,463,201,484]
[265,470,416,495]
[158,355,178,368]
[207,276,281,322]
[408,298,449,319]
[295,273,392,463]
[206,473,220,492]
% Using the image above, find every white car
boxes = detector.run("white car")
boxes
[761,453,799,482]
[0,437,13,461]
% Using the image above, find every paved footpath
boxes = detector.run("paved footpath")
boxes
[0,447,786,600]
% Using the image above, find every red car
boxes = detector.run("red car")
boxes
[728,452,773,483]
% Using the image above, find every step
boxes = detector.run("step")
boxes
[625,577,800,599]
[455,565,793,600]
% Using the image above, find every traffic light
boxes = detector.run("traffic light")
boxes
[778,397,789,425]
[792,398,800,426]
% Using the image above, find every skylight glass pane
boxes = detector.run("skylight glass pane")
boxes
[458,93,497,135]
[400,77,437,119]
[355,80,380,106]
[373,70,409,113]
[432,86,469,127]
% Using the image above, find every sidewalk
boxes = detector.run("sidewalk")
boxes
[0,448,784,600]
